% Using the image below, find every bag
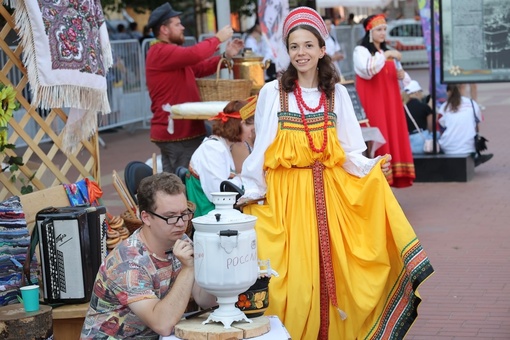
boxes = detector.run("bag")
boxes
[470,99,489,155]
[474,134,488,155]
[423,138,440,153]
[404,103,440,154]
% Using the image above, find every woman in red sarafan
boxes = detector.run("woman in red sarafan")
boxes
[354,14,415,188]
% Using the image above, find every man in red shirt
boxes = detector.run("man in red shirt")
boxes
[146,3,243,173]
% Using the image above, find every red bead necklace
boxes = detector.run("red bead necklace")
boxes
[294,80,329,153]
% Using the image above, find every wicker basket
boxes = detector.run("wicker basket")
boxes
[196,58,253,102]
[121,210,143,235]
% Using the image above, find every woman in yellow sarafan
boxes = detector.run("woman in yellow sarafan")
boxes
[239,7,434,340]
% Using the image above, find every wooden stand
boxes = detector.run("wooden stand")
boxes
[174,314,270,340]
[52,303,89,339]
[0,304,52,339]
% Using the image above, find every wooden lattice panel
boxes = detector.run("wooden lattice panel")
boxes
[0,4,100,201]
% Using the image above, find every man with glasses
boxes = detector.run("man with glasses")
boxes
[81,173,217,339]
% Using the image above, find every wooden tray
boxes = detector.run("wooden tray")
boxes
[174,314,270,340]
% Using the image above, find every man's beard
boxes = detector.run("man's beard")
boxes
[169,34,185,45]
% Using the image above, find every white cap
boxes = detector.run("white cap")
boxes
[404,80,422,94]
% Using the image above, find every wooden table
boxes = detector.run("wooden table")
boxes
[52,303,89,339]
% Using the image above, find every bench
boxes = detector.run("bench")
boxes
[413,153,475,182]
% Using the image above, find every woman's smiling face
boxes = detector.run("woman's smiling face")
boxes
[287,28,325,75]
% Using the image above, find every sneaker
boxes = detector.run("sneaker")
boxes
[474,153,493,167]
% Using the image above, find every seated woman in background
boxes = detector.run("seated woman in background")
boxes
[231,97,256,173]
[403,80,436,154]
[438,84,493,166]
[186,97,256,217]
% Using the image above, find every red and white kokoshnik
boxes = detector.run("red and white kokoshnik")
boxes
[282,6,329,41]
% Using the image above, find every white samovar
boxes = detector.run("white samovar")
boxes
[191,192,258,328]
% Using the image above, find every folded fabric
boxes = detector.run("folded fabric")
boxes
[0,195,38,306]
[64,179,90,206]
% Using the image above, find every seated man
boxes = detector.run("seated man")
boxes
[81,173,217,339]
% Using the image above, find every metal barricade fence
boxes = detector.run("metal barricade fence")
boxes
[103,39,147,130]
[331,24,366,80]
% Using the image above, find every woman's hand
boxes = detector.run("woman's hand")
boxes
[381,154,392,174]
[235,196,266,209]
[384,50,402,61]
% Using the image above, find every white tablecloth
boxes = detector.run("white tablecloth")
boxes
[160,315,290,340]
[361,126,386,157]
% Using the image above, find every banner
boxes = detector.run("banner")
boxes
[418,0,447,107]
[258,0,289,72]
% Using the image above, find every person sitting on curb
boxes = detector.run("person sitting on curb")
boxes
[438,84,493,166]
[403,80,437,154]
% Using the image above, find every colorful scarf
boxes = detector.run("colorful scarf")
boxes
[6,0,113,154]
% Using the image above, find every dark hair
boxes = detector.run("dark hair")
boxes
[143,25,151,35]
[129,22,138,31]
[137,173,185,213]
[211,100,249,142]
[445,84,462,112]
[359,15,389,55]
[280,25,339,98]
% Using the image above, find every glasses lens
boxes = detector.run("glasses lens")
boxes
[167,210,193,224]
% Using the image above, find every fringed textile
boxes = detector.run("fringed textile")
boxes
[9,0,112,154]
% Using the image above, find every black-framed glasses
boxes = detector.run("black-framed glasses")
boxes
[147,209,194,225]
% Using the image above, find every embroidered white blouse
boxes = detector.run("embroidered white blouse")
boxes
[240,80,383,199]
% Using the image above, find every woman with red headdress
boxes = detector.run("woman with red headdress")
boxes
[185,97,256,217]
[354,14,415,188]
[239,7,433,340]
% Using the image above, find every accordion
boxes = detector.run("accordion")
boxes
[36,206,107,304]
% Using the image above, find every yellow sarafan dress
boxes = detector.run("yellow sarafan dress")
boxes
[242,81,433,340]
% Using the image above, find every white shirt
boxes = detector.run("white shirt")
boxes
[325,35,341,56]
[353,46,387,79]
[189,136,242,201]
[240,80,382,199]
[244,34,273,62]
[353,45,411,86]
[325,35,342,75]
[438,97,482,154]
